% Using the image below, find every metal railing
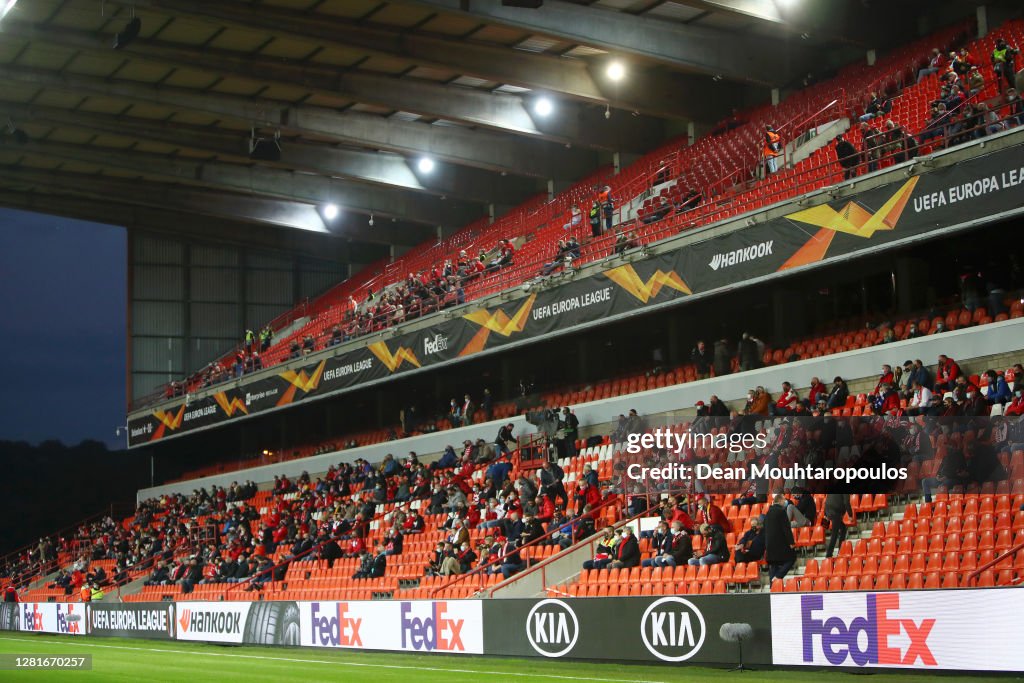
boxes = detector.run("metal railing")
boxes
[965,541,1024,587]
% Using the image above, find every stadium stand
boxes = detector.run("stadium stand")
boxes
[148,18,1024,405]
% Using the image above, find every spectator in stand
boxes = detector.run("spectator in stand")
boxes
[921,443,970,503]
[588,201,602,238]
[540,240,572,276]
[447,399,461,429]
[872,383,902,416]
[609,525,640,569]
[807,377,827,406]
[559,407,580,458]
[688,524,728,566]
[907,380,934,416]
[764,494,797,580]
[985,369,1013,405]
[598,185,615,231]
[917,48,946,83]
[935,354,962,393]
[733,517,765,563]
[834,134,859,180]
[693,494,730,533]
[884,120,918,163]
[858,92,890,122]
[823,493,853,558]
[562,204,583,232]
[737,333,763,372]
[482,388,493,422]
[966,65,986,96]
[707,394,730,417]
[747,386,772,415]
[461,394,475,427]
[919,102,951,145]
[582,526,618,571]
[1004,88,1022,126]
[992,37,1020,92]
[539,460,568,508]
[860,121,883,173]
[762,125,782,175]
[643,520,693,568]
[904,322,923,340]
[691,340,711,379]
[769,382,799,416]
[498,538,525,579]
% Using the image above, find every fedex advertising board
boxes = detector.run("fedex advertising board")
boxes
[771,589,1024,671]
[300,600,482,654]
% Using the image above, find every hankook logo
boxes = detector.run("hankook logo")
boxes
[640,597,706,662]
[708,240,774,271]
[525,599,579,658]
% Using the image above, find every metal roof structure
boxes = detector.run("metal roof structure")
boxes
[0,0,964,264]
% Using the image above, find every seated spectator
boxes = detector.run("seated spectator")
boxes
[858,92,890,121]
[769,381,799,416]
[688,524,728,566]
[747,386,772,415]
[609,525,639,569]
[581,526,618,571]
[643,521,692,568]
[917,48,946,82]
[934,354,962,392]
[733,517,765,563]
[907,380,934,415]
[498,538,525,579]
[562,204,583,231]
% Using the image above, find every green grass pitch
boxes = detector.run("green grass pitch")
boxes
[0,631,1013,682]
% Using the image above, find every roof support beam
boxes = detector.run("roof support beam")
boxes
[393,0,814,85]
[0,189,387,264]
[0,100,542,205]
[0,138,484,228]
[0,59,596,180]
[5,18,666,152]
[108,1,731,121]
[0,167,430,247]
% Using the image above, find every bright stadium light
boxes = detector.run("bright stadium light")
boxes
[607,61,625,82]
[1,0,17,21]
[534,97,553,117]
[323,203,339,220]
[418,157,435,174]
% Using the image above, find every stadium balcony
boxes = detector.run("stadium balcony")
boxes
[139,18,995,407]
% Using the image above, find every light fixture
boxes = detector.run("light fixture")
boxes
[113,8,141,50]
[248,128,281,161]
[606,61,625,82]
[1,0,18,21]
[417,157,435,174]
[323,203,339,220]
[534,97,553,117]
[368,213,374,227]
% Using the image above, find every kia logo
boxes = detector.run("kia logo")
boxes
[640,597,706,662]
[525,599,578,658]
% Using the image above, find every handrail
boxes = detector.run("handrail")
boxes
[964,540,1024,587]
[480,494,664,598]
[429,493,624,597]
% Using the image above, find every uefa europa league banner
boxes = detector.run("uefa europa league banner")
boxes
[128,143,1024,446]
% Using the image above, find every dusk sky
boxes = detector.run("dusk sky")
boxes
[0,209,126,449]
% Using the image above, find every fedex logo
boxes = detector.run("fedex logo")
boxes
[400,602,464,652]
[22,604,43,632]
[311,602,362,647]
[801,594,935,667]
[56,604,80,634]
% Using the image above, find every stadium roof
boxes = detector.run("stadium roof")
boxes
[0,0,969,263]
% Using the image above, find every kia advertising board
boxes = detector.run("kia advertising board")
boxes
[300,600,483,654]
[88,603,174,640]
[17,602,85,636]
[771,588,1024,671]
[483,595,771,664]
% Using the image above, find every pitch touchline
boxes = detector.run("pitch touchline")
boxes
[0,636,666,683]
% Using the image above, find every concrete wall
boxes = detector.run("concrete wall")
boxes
[137,316,1024,501]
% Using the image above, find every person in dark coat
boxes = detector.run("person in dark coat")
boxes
[713,339,731,377]
[733,517,766,563]
[764,494,797,580]
[319,538,343,569]
[824,493,853,558]
[834,134,860,179]
[610,526,640,569]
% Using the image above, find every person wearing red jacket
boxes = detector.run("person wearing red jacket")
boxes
[935,354,962,392]
[872,365,895,398]
[807,377,827,406]
[573,480,601,517]
[1003,390,1024,416]
[694,494,730,533]
[536,495,556,524]
[873,384,902,416]
[769,382,799,416]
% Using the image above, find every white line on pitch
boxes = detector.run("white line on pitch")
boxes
[0,635,667,683]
